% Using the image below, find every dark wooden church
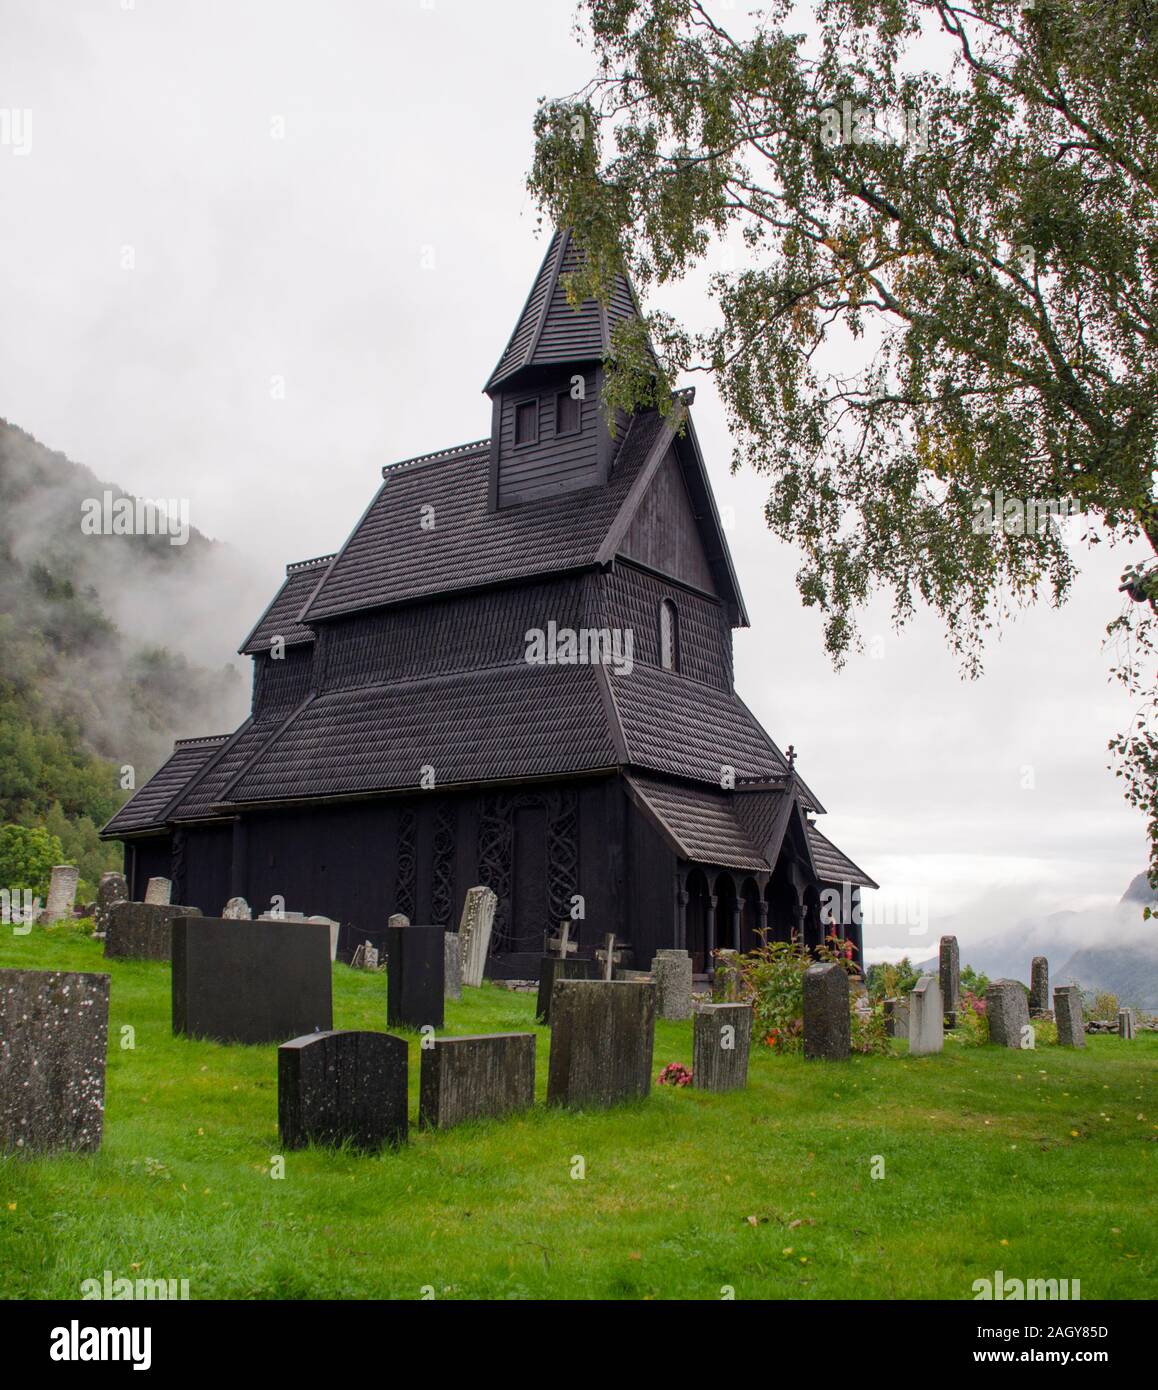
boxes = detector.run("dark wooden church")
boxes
[102,229,875,977]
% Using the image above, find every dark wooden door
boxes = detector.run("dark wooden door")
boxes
[511,805,548,954]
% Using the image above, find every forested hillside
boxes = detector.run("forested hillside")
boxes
[0,419,250,896]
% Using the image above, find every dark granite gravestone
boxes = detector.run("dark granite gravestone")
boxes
[547,980,657,1108]
[692,1003,752,1092]
[104,901,203,960]
[0,969,110,1153]
[1053,985,1086,1048]
[172,917,332,1044]
[802,962,850,1060]
[278,1030,408,1150]
[985,979,1031,1048]
[94,872,128,933]
[385,923,444,1030]
[535,955,593,1024]
[1119,1008,1136,1040]
[419,1032,535,1129]
[1029,956,1051,1017]
[939,935,960,1025]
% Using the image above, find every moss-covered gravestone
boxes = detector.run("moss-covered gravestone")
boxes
[803,962,850,1061]
[547,980,657,1107]
[0,968,110,1153]
[419,1033,535,1128]
[692,1003,752,1091]
[105,901,202,960]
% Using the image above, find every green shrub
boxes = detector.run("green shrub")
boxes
[731,936,867,1054]
[0,823,64,896]
[866,955,921,1003]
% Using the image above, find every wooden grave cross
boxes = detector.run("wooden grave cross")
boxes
[594,932,623,982]
[546,921,578,960]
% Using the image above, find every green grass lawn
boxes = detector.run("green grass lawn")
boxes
[2,921,1155,1301]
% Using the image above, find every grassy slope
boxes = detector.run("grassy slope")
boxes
[1,924,1155,1301]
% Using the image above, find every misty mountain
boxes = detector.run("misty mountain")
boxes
[917,873,1158,1009]
[0,417,254,865]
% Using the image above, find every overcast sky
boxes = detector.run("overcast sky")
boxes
[0,0,1148,958]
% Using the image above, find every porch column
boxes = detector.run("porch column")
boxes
[757,899,769,946]
[848,887,865,977]
[730,897,742,951]
[677,887,689,951]
[705,893,718,975]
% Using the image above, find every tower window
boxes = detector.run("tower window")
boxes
[514,398,539,446]
[659,598,679,671]
[556,390,582,436]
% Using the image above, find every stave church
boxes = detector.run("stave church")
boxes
[102,228,875,977]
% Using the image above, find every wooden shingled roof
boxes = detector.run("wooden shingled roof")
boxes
[102,735,230,837]
[239,553,334,655]
[484,227,658,394]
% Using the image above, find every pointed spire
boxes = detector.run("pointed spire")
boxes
[484,228,655,394]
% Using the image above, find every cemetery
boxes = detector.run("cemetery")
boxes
[1,905,1154,1301]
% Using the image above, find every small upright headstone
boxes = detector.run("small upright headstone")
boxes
[0,968,110,1153]
[172,917,333,1044]
[104,901,203,960]
[419,1033,535,1129]
[651,950,693,1021]
[1053,985,1086,1048]
[908,975,944,1056]
[1029,956,1051,1017]
[458,887,497,987]
[362,942,380,970]
[1118,1008,1136,1040]
[222,897,251,920]
[385,923,445,1030]
[443,931,463,1001]
[985,979,1031,1048]
[939,935,960,1025]
[144,877,172,906]
[94,871,128,933]
[305,915,340,962]
[692,1002,752,1092]
[883,998,910,1039]
[278,1030,408,1151]
[387,913,410,929]
[802,962,850,1061]
[712,949,743,1001]
[40,865,79,924]
[547,980,657,1108]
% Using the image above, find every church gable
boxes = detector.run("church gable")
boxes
[619,447,718,595]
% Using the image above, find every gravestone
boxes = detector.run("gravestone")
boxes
[939,935,960,1025]
[443,931,462,1001]
[712,949,744,1001]
[651,950,694,1021]
[419,1032,535,1129]
[535,955,592,1024]
[172,917,332,1044]
[94,872,128,933]
[385,923,444,1030]
[104,901,203,960]
[1119,1008,1136,1040]
[305,915,340,961]
[615,969,653,982]
[883,998,910,1039]
[0,968,110,1153]
[1053,985,1086,1048]
[387,913,410,929]
[144,877,172,906]
[802,962,850,1061]
[458,887,497,987]
[692,1002,752,1092]
[908,975,944,1056]
[222,897,251,920]
[40,865,79,924]
[1029,956,1051,1017]
[278,1030,408,1150]
[985,979,1031,1048]
[547,980,657,1108]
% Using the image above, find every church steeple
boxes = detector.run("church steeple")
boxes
[485,228,654,396]
[484,230,658,510]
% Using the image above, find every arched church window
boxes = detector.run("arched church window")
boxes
[659,598,679,671]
